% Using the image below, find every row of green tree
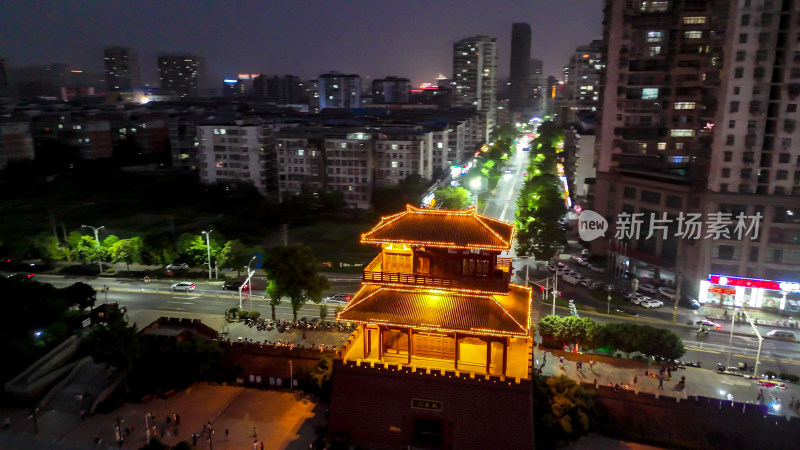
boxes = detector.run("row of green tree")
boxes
[31,229,263,274]
[515,120,567,261]
[538,314,686,360]
[464,122,519,193]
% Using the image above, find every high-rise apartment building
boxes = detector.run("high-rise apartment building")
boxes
[0,57,12,98]
[529,58,546,117]
[318,72,361,109]
[509,23,532,113]
[562,40,604,122]
[453,35,498,141]
[253,75,301,104]
[158,55,205,98]
[103,47,142,91]
[371,77,411,103]
[595,0,800,312]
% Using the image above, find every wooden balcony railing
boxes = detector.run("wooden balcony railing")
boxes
[362,270,510,292]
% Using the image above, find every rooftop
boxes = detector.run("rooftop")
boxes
[337,283,532,337]
[361,205,514,251]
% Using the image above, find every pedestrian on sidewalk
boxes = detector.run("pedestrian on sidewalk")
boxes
[589,359,594,369]
[80,409,86,420]
[192,433,197,445]
[543,353,546,364]
[594,378,597,388]
[658,378,664,390]
[253,426,257,438]
[633,375,638,385]
[225,428,229,439]
[261,441,265,450]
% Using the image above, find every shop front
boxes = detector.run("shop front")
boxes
[699,274,800,312]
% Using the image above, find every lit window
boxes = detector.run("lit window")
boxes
[658,142,667,150]
[671,129,694,137]
[675,102,696,109]
[683,16,707,24]
[341,143,347,148]
[647,31,663,42]
[297,149,304,156]
[391,161,398,168]
[642,88,659,99]
[648,46,662,57]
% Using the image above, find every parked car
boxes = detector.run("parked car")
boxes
[562,275,580,286]
[580,278,593,288]
[766,330,796,339]
[170,281,196,292]
[641,299,664,308]
[588,280,604,290]
[323,293,352,305]
[695,319,722,330]
[658,287,677,299]
[222,282,248,291]
[588,264,605,273]
[627,293,650,305]
[546,264,557,272]
[638,283,658,294]
[576,258,590,267]
[680,296,701,309]
[166,263,189,271]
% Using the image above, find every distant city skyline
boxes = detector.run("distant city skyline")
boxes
[1,0,602,86]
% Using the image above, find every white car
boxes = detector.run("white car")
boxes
[546,264,557,272]
[562,275,580,286]
[588,281,604,290]
[579,278,593,288]
[658,287,677,299]
[641,299,664,308]
[638,283,658,294]
[588,264,605,273]
[170,281,195,292]
[627,293,649,305]
[166,263,188,271]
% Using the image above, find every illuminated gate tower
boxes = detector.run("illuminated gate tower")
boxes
[329,206,535,450]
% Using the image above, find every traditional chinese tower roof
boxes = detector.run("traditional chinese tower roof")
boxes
[361,205,514,251]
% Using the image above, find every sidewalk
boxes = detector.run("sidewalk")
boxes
[536,348,800,419]
[0,383,324,449]
[704,305,799,330]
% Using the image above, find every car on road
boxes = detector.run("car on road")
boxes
[638,283,658,294]
[588,280,604,290]
[562,275,580,286]
[222,282,248,291]
[504,168,513,174]
[323,293,352,305]
[166,263,189,271]
[680,296,701,309]
[580,278,592,288]
[658,287,677,299]
[641,299,664,308]
[612,307,638,316]
[170,281,196,292]
[626,293,650,305]
[7,272,35,280]
[695,319,722,330]
[546,263,556,272]
[588,263,605,273]
[766,330,796,339]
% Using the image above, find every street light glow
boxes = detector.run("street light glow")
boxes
[470,178,482,190]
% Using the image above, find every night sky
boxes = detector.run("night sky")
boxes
[2,0,602,86]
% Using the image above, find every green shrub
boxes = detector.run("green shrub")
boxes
[249,311,260,319]
[228,307,239,315]
[778,372,799,382]
[238,310,249,320]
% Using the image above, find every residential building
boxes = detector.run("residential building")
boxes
[168,112,209,171]
[529,58,546,117]
[595,0,800,313]
[103,47,142,91]
[318,72,361,109]
[196,119,279,201]
[453,35,498,141]
[323,131,372,208]
[275,128,326,201]
[222,78,246,96]
[562,40,604,124]
[330,206,534,449]
[371,76,411,103]
[158,54,205,98]
[253,75,301,104]
[0,120,35,169]
[509,23,532,113]
[374,129,433,185]
[0,57,12,98]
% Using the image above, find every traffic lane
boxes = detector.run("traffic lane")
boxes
[99,288,360,322]
[481,145,530,222]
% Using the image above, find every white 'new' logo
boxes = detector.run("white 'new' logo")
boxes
[578,210,608,242]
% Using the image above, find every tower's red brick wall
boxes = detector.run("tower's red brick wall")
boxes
[329,359,535,450]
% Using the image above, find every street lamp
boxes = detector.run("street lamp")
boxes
[201,230,213,280]
[247,255,257,293]
[81,225,105,275]
[470,177,482,208]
